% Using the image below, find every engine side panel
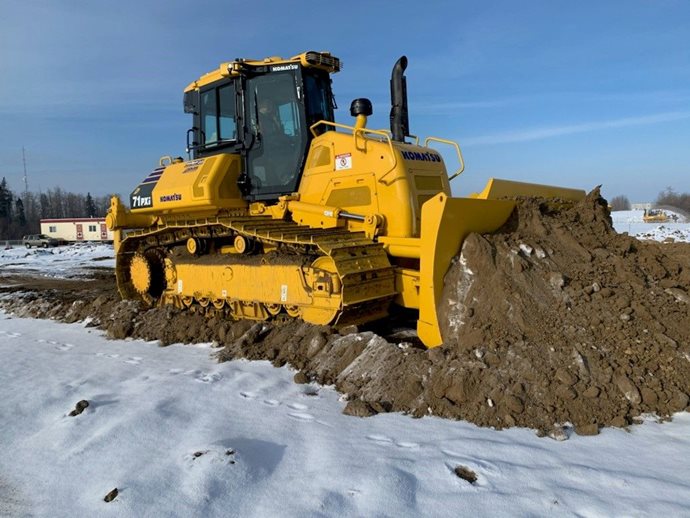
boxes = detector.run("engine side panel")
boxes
[298,131,451,239]
[130,154,247,214]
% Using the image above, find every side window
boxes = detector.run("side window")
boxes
[200,82,237,146]
[201,90,217,144]
[218,84,236,141]
[303,72,334,131]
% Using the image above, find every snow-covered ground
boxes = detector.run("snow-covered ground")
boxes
[2,313,690,517]
[611,209,690,242]
[1,223,689,516]
[0,243,115,279]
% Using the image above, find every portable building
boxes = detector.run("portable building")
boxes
[40,218,114,242]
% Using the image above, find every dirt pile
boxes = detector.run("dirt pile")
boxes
[434,189,690,432]
[1,188,689,435]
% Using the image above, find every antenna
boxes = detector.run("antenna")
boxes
[22,146,29,195]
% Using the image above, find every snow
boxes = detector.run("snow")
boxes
[611,209,690,243]
[2,313,690,517]
[0,243,115,279]
[1,228,689,516]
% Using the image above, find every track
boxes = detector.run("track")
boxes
[115,215,397,327]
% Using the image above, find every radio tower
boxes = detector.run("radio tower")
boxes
[22,146,29,195]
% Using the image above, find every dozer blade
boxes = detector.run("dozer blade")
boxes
[470,177,587,201]
[417,179,586,348]
[417,194,515,347]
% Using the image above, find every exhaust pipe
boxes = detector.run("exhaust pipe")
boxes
[390,56,409,142]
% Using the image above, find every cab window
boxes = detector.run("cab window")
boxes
[218,84,236,140]
[200,83,237,146]
[303,71,335,131]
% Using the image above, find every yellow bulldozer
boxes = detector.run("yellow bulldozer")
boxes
[107,51,584,348]
[643,208,668,223]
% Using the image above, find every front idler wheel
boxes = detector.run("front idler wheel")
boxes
[129,250,166,305]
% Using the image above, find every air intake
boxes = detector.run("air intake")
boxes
[305,52,342,72]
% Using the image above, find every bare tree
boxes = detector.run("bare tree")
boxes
[609,195,631,211]
[656,187,690,214]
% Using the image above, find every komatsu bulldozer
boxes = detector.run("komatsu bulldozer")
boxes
[643,208,669,223]
[107,51,584,348]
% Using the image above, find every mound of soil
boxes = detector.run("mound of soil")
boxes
[2,188,689,435]
[434,189,690,432]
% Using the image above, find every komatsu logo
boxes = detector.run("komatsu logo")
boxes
[131,195,152,208]
[271,64,298,72]
[160,193,182,202]
[401,150,442,162]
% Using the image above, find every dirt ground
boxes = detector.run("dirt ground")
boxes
[2,189,689,436]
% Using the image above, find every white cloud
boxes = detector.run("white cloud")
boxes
[416,90,690,115]
[462,111,690,146]
[417,99,513,112]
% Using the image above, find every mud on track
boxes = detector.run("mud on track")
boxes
[1,189,689,436]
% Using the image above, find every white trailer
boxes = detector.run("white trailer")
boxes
[40,218,114,243]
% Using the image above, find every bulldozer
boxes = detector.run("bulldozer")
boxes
[106,51,585,348]
[643,208,669,223]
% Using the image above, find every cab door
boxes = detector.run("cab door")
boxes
[245,69,308,201]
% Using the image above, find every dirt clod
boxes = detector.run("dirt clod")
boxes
[104,488,118,503]
[575,423,600,436]
[293,371,309,384]
[454,466,478,484]
[69,399,90,417]
[615,376,642,405]
[342,399,378,417]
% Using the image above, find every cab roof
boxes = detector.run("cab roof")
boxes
[184,51,341,92]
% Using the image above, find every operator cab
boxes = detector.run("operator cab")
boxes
[183,52,339,201]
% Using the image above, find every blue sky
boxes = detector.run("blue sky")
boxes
[1,0,689,202]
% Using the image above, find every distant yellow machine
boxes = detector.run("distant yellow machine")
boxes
[107,51,585,347]
[643,209,668,223]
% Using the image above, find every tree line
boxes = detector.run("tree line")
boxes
[610,188,690,214]
[0,177,113,240]
[655,188,690,214]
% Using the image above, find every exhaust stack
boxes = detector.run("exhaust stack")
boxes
[390,56,409,142]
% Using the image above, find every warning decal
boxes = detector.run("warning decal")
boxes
[335,153,352,171]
